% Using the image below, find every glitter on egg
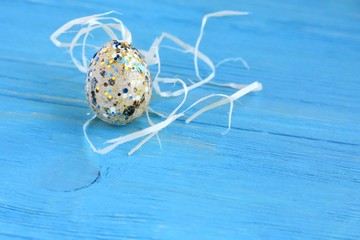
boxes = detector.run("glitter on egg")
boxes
[85,40,152,125]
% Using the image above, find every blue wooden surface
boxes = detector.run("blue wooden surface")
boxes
[1,0,360,239]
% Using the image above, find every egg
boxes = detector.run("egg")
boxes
[85,40,152,125]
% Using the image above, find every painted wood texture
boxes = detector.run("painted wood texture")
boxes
[1,0,360,239]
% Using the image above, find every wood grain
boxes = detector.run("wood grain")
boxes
[0,0,359,239]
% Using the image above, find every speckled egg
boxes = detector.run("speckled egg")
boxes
[85,40,152,125]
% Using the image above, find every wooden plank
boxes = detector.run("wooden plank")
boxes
[0,0,359,239]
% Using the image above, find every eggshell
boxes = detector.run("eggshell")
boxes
[85,40,152,125]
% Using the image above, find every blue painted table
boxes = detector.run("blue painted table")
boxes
[1,0,360,239]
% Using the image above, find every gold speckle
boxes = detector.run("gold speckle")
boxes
[100,48,108,53]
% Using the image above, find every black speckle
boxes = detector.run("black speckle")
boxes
[123,106,135,117]
[109,79,115,86]
[90,90,97,105]
[140,94,145,103]
[133,101,140,108]
[100,70,106,77]
[104,82,108,87]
